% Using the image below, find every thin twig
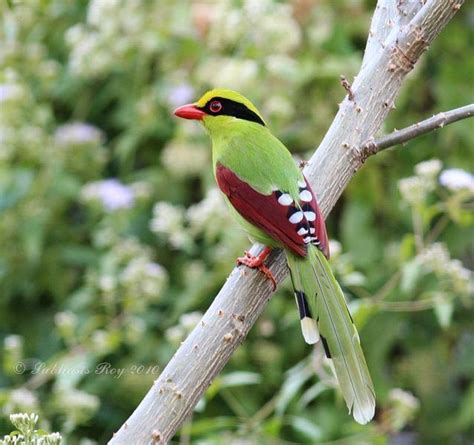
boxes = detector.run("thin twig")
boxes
[377,299,437,312]
[363,104,474,154]
[425,214,450,245]
[372,271,402,303]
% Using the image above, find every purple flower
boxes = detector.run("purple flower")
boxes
[82,179,135,212]
[54,122,103,146]
[168,84,194,108]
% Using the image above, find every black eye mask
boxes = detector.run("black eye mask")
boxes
[200,97,265,126]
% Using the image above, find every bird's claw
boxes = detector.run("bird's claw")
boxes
[236,250,277,291]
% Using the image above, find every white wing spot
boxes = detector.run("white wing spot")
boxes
[298,180,306,188]
[304,211,316,221]
[310,227,316,234]
[299,190,312,202]
[297,227,308,236]
[277,193,293,206]
[289,211,304,224]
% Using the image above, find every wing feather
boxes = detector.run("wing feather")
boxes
[215,163,329,258]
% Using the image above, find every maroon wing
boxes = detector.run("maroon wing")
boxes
[215,163,329,258]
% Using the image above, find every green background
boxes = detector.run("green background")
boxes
[0,1,473,444]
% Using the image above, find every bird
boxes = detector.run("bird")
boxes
[174,88,375,425]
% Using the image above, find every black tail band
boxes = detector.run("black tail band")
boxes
[295,290,312,320]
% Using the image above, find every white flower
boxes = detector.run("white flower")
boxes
[98,275,117,294]
[7,389,38,412]
[4,335,23,352]
[55,388,99,422]
[87,0,121,28]
[121,258,168,301]
[439,168,474,192]
[328,240,342,258]
[161,141,208,178]
[187,188,230,238]
[415,159,442,179]
[43,432,62,445]
[265,55,297,80]
[81,179,135,212]
[90,330,111,353]
[243,0,273,16]
[416,243,473,296]
[166,311,203,345]
[150,202,188,248]
[389,388,420,410]
[258,9,301,53]
[55,311,78,339]
[398,176,429,205]
[9,413,38,435]
[263,95,294,120]
[54,122,103,146]
[55,311,77,329]
[180,311,203,331]
[197,58,258,91]
[165,325,184,345]
[79,439,97,445]
[416,243,450,272]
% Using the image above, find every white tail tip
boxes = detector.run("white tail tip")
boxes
[352,395,376,424]
[301,317,319,344]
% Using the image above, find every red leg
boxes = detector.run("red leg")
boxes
[236,246,276,290]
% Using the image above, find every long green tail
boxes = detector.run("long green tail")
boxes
[286,246,375,424]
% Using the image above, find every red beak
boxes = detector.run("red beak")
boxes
[174,103,206,120]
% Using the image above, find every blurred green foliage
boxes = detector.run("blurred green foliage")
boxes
[0,1,473,444]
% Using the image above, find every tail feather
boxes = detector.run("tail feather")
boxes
[286,246,375,425]
[294,290,319,344]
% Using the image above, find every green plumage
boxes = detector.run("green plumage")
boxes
[179,88,375,424]
[287,247,375,424]
[210,118,303,246]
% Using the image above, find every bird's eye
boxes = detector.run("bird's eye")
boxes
[209,100,222,113]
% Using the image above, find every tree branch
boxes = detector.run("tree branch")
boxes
[109,1,465,443]
[361,103,474,155]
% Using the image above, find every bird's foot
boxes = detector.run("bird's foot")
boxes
[236,247,276,291]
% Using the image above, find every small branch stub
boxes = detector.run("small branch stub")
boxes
[340,75,355,101]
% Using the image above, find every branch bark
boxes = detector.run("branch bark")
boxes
[109,1,465,443]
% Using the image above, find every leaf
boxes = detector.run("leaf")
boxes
[399,234,416,261]
[187,417,238,435]
[206,372,261,400]
[299,381,328,408]
[219,371,261,388]
[275,359,313,416]
[288,415,323,441]
[34,429,49,435]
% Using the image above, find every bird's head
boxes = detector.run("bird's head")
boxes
[174,88,266,133]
